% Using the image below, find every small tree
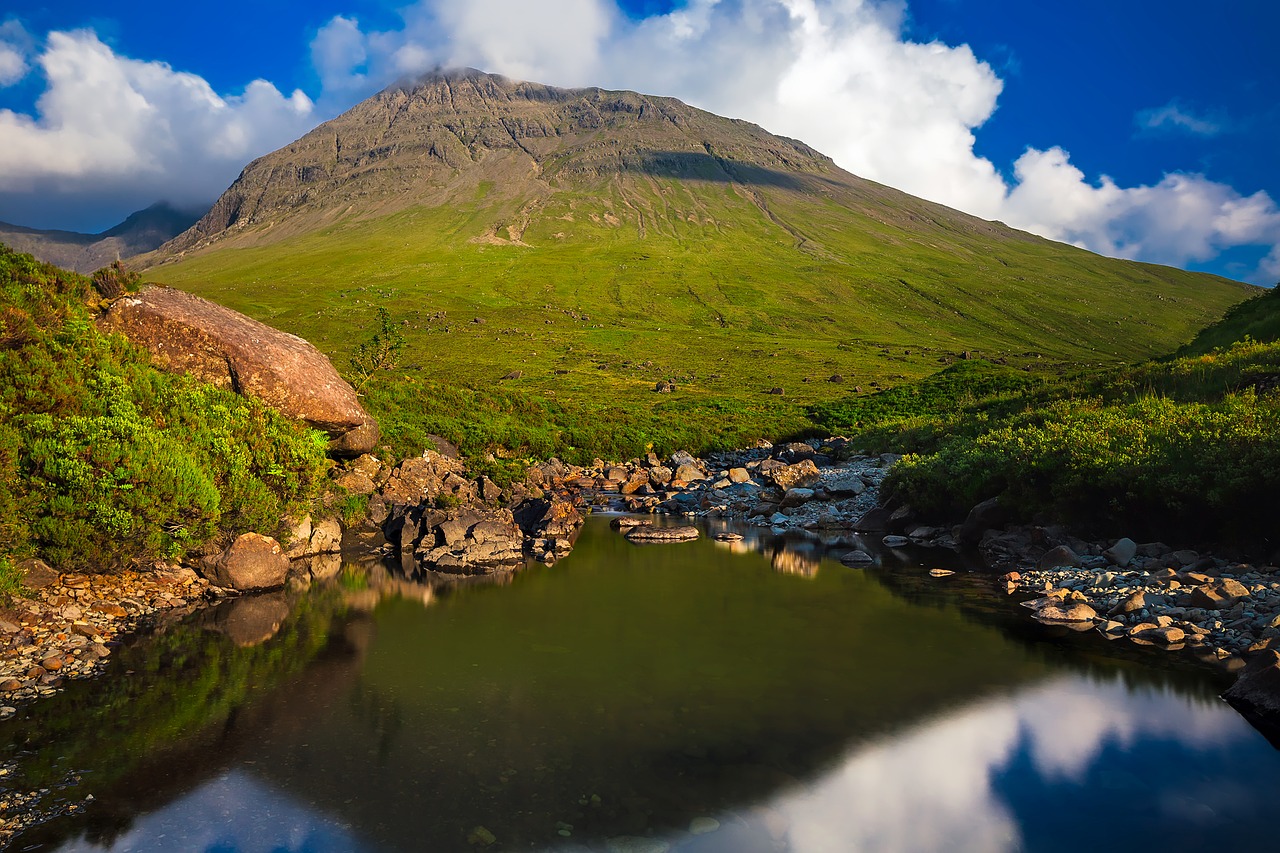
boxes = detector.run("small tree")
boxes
[348,307,406,393]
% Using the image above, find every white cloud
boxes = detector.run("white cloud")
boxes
[0,29,317,228]
[0,19,32,86]
[1137,101,1224,137]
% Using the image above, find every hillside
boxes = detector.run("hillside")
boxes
[0,203,200,274]
[142,69,1256,459]
[1177,285,1280,356]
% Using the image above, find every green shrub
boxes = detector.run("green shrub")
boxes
[0,244,330,571]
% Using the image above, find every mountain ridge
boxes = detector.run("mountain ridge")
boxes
[1,202,202,273]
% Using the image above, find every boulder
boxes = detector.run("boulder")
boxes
[1225,649,1280,716]
[1035,602,1098,623]
[728,468,752,484]
[1107,590,1147,617]
[840,550,875,565]
[958,497,1009,545]
[284,515,313,559]
[17,558,59,590]
[334,470,377,495]
[1037,544,1081,570]
[208,533,289,591]
[1189,578,1251,610]
[780,488,814,508]
[766,460,821,492]
[853,507,893,532]
[512,497,584,539]
[309,518,343,554]
[674,463,706,483]
[1103,537,1138,566]
[97,286,378,454]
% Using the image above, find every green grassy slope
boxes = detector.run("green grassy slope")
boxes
[141,72,1256,461]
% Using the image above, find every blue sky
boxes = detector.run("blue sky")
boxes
[1,0,1277,283]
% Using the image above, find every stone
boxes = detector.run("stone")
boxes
[728,467,752,484]
[882,535,910,548]
[1225,649,1280,715]
[1189,578,1251,610]
[649,466,674,487]
[654,380,676,393]
[765,460,821,492]
[1108,590,1147,617]
[334,470,377,495]
[97,286,378,454]
[309,518,343,554]
[823,474,865,496]
[89,600,128,618]
[840,550,875,565]
[626,526,700,543]
[929,568,956,577]
[1037,545,1081,571]
[284,515,313,559]
[674,463,705,483]
[1035,603,1099,623]
[958,497,1009,545]
[416,508,525,574]
[1103,537,1138,566]
[208,533,290,591]
[713,532,744,542]
[853,507,893,532]
[780,488,814,508]
[17,558,59,590]
[1148,626,1186,644]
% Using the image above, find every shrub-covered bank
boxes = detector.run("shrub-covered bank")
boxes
[0,246,329,583]
[817,341,1280,546]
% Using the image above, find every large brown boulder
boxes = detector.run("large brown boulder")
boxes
[98,286,378,454]
[208,533,290,591]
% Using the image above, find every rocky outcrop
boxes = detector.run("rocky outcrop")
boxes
[97,286,378,454]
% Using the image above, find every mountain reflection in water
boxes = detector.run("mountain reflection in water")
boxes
[9,517,1280,852]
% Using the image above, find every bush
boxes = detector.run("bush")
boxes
[0,244,330,571]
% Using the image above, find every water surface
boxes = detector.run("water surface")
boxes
[5,517,1278,852]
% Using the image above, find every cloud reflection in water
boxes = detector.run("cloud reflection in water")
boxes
[776,674,1249,853]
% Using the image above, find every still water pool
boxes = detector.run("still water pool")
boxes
[6,517,1280,852]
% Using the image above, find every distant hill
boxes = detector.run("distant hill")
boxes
[0,203,202,273]
[139,69,1258,457]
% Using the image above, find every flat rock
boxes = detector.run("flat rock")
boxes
[98,286,378,454]
[626,525,700,543]
[18,558,59,590]
[1035,602,1098,623]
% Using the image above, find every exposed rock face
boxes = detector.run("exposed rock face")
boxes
[208,533,290,591]
[97,286,378,454]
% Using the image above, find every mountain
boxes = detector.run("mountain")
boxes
[141,69,1258,455]
[0,202,202,274]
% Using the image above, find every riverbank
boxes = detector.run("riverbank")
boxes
[0,562,225,717]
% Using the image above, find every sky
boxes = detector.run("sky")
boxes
[0,0,1277,284]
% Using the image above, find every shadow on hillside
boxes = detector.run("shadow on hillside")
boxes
[621,149,811,189]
